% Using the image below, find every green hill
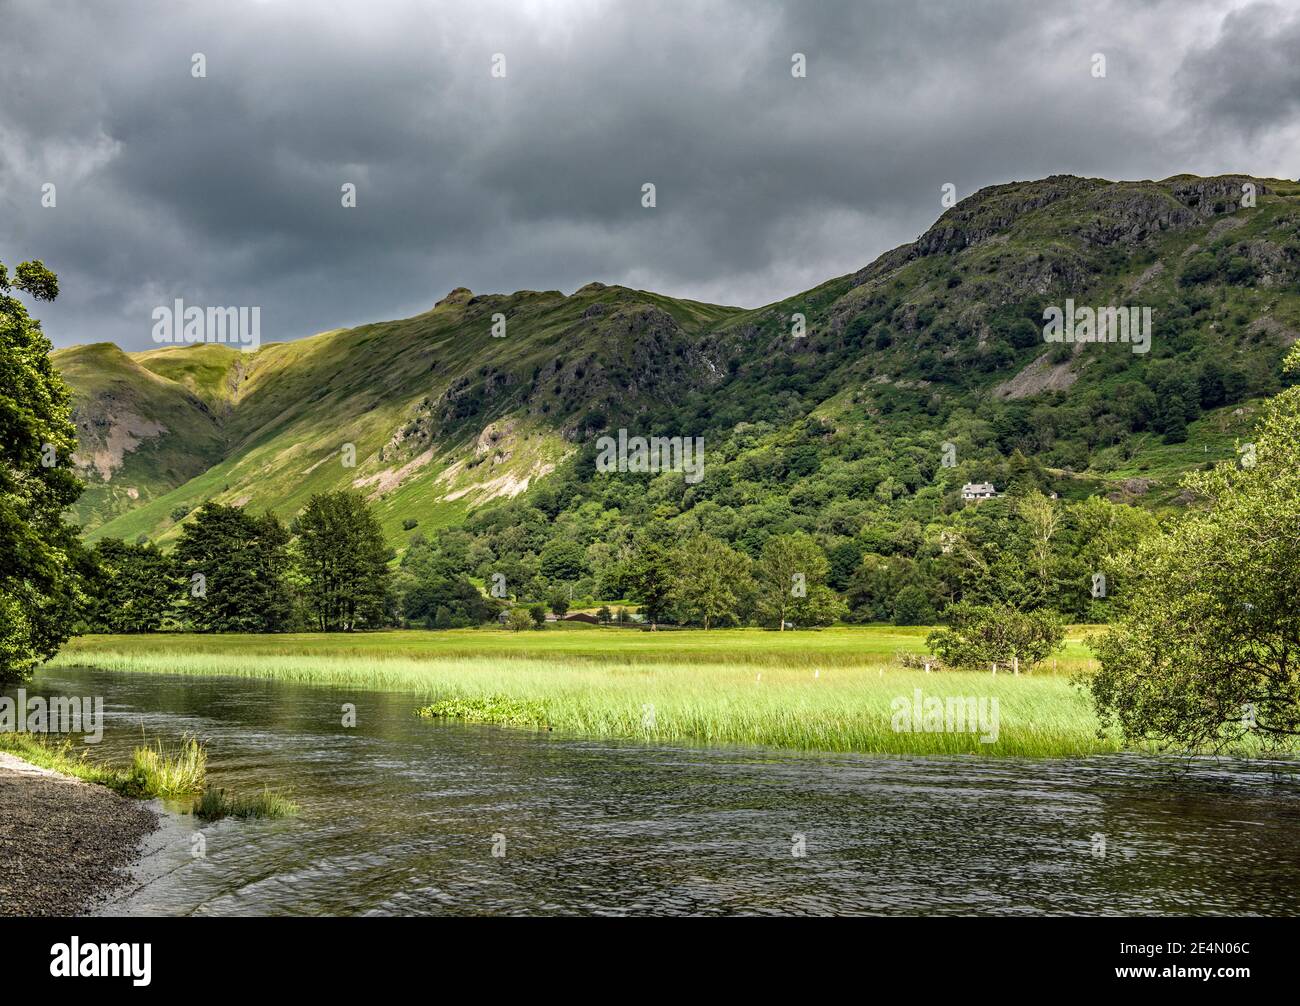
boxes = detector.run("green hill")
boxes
[55,172,1300,563]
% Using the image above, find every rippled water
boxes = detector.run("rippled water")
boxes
[18,666,1300,916]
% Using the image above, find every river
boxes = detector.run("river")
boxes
[15,666,1300,916]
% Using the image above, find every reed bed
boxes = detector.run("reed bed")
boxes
[47,628,1113,756]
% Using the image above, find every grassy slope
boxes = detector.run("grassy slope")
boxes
[49,625,1108,756]
[52,343,228,529]
[69,285,743,548]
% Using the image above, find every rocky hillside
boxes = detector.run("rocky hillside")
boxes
[52,172,1300,548]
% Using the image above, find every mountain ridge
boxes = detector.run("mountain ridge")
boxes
[51,171,1300,550]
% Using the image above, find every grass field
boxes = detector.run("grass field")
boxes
[51,623,1101,672]
[44,625,1118,757]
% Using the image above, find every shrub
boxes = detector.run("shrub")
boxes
[926,603,1064,672]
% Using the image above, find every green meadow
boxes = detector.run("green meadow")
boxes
[47,625,1117,757]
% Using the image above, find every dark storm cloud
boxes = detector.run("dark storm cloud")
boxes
[1176,2,1300,138]
[0,0,1294,351]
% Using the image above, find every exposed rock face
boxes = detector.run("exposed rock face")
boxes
[1127,260,1165,294]
[1078,186,1195,246]
[912,175,1104,256]
[1109,477,1157,503]
[434,287,474,309]
[1169,175,1267,215]
[993,352,1079,400]
[71,406,168,481]
[1247,316,1300,344]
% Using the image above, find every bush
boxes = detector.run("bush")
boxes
[926,602,1064,672]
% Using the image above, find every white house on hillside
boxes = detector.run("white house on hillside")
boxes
[962,482,998,502]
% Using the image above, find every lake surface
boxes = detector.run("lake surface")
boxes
[15,666,1300,916]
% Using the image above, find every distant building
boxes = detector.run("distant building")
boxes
[961,482,998,502]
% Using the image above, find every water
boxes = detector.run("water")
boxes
[14,666,1300,916]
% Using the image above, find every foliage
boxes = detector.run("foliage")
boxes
[1091,350,1300,751]
[296,491,391,631]
[82,538,180,632]
[668,534,753,629]
[396,534,500,627]
[926,602,1065,671]
[173,502,295,632]
[0,260,90,683]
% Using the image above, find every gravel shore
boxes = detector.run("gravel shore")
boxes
[0,751,159,916]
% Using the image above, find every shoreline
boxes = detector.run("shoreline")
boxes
[0,750,158,917]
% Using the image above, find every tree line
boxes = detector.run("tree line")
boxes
[83,504,849,634]
[83,494,391,634]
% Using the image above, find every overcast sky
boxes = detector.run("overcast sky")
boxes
[3,0,1299,351]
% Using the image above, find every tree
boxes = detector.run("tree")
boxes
[398,537,500,627]
[625,523,676,625]
[296,491,390,631]
[596,605,612,624]
[1058,496,1158,621]
[174,503,295,631]
[528,604,547,628]
[1091,350,1300,750]
[539,538,587,581]
[506,608,532,632]
[891,584,935,626]
[1016,491,1062,606]
[547,587,570,619]
[826,540,862,590]
[0,259,91,683]
[748,535,816,629]
[753,532,830,630]
[926,602,1064,672]
[82,539,179,633]
[669,534,753,630]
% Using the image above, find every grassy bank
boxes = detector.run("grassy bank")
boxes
[0,732,297,817]
[46,625,1116,757]
[0,732,204,799]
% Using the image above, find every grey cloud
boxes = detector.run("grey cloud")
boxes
[1177,2,1300,138]
[0,0,1295,351]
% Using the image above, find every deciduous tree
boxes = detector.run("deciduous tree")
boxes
[0,260,91,682]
